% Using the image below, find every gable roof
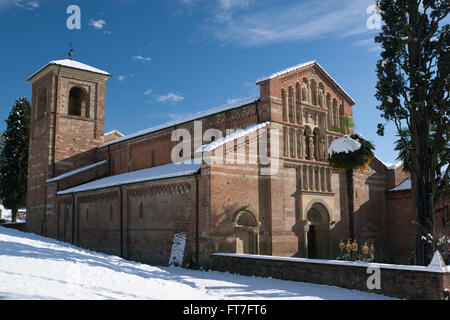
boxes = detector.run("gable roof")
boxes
[389,177,411,192]
[197,122,270,153]
[256,60,355,105]
[57,161,201,195]
[28,59,111,81]
[47,160,108,183]
[98,96,259,149]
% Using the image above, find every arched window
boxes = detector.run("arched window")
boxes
[234,211,258,254]
[318,83,325,108]
[288,86,294,123]
[310,79,317,106]
[85,208,89,223]
[332,99,338,127]
[68,87,89,117]
[295,83,302,124]
[235,211,258,228]
[109,205,113,223]
[281,89,287,122]
[302,78,309,102]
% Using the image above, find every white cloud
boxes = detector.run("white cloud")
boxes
[353,37,382,53]
[156,92,184,103]
[132,55,152,62]
[12,0,39,10]
[219,0,251,11]
[200,0,375,48]
[144,89,153,95]
[89,19,106,30]
[117,75,125,82]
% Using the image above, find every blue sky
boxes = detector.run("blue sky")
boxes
[0,0,402,164]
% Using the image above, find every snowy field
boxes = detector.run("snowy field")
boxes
[0,226,394,300]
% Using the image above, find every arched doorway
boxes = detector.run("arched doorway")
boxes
[306,203,331,259]
[233,211,258,254]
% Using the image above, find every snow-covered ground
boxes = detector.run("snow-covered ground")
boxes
[0,227,394,300]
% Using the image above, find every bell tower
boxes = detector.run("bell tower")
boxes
[26,58,111,235]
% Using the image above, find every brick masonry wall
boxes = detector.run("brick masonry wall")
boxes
[387,191,416,264]
[210,254,450,300]
[54,175,199,267]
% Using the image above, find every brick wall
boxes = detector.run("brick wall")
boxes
[210,253,450,300]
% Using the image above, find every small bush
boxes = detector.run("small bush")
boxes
[337,239,375,263]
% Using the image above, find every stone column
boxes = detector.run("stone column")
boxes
[336,106,341,128]
[304,165,309,191]
[285,95,290,124]
[284,127,289,157]
[326,168,332,192]
[298,129,304,159]
[292,128,297,158]
[297,165,302,190]
[292,90,297,124]
[308,136,315,161]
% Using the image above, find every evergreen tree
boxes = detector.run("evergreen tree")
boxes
[328,134,375,240]
[375,0,449,264]
[0,97,31,222]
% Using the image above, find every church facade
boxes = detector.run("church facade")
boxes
[25,59,449,267]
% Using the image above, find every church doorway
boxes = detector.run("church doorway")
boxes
[233,211,258,254]
[305,203,331,259]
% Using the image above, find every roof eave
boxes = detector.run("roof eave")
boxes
[255,61,356,106]
[28,62,112,82]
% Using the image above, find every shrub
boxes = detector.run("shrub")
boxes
[337,239,375,263]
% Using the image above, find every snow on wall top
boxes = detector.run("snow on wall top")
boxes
[389,177,411,192]
[57,161,201,195]
[213,253,449,273]
[197,122,270,153]
[256,60,316,83]
[29,59,111,80]
[383,161,403,170]
[328,135,361,156]
[99,96,259,148]
[46,160,108,183]
[104,130,124,137]
[255,60,356,104]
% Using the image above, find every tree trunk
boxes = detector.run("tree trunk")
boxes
[406,2,435,266]
[11,208,18,223]
[346,169,355,240]
[411,167,435,266]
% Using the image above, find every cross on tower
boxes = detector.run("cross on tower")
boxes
[68,43,73,60]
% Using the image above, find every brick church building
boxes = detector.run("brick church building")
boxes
[25,59,449,267]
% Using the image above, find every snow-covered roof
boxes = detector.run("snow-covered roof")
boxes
[46,160,108,183]
[28,59,111,80]
[0,204,12,220]
[328,135,361,156]
[58,161,201,195]
[104,130,124,137]
[197,122,270,153]
[256,60,355,104]
[256,60,316,83]
[389,177,411,192]
[383,161,403,170]
[99,96,259,148]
